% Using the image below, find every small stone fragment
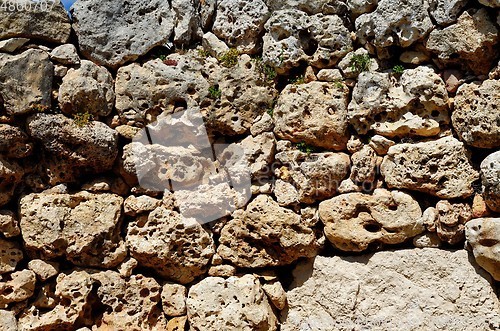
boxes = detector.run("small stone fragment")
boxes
[161,283,187,317]
[27,260,59,282]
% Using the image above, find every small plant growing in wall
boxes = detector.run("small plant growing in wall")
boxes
[218,48,239,67]
[334,80,344,89]
[208,85,222,100]
[73,112,93,127]
[350,54,371,73]
[253,56,277,82]
[289,75,306,85]
[295,141,317,155]
[30,104,50,113]
[393,65,405,74]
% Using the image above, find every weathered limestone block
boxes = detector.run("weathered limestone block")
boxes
[0,239,23,275]
[71,0,175,68]
[126,207,214,284]
[187,275,277,331]
[481,151,500,212]
[0,124,33,158]
[274,81,349,150]
[218,195,319,267]
[0,49,53,115]
[318,189,424,252]
[282,249,500,330]
[58,60,115,117]
[452,79,500,149]
[20,191,126,268]
[380,136,479,198]
[466,218,500,281]
[0,270,36,306]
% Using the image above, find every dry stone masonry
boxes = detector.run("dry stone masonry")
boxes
[0,0,499,330]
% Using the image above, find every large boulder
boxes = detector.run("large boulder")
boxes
[126,207,215,284]
[217,195,319,267]
[0,0,70,43]
[380,136,479,198]
[274,150,350,204]
[0,49,53,115]
[273,81,350,150]
[71,0,175,68]
[115,53,209,125]
[348,67,449,137]
[187,275,278,331]
[202,54,278,135]
[426,9,498,75]
[58,60,115,117]
[19,191,126,268]
[355,0,433,51]
[282,249,500,330]
[263,10,352,72]
[27,113,119,182]
[318,189,424,252]
[481,151,500,213]
[452,79,500,149]
[212,0,270,54]
[466,218,500,281]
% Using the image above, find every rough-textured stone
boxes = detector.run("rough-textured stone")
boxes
[202,54,278,135]
[282,249,500,331]
[426,9,498,75]
[27,113,119,180]
[123,195,162,216]
[0,37,29,53]
[369,135,395,155]
[20,191,126,268]
[212,0,270,54]
[452,79,500,149]
[0,157,23,207]
[58,60,115,117]
[481,151,500,213]
[347,0,378,16]
[466,218,500,281]
[49,44,80,65]
[236,133,276,179]
[0,309,17,331]
[162,283,187,317]
[187,275,277,331]
[115,53,209,125]
[355,0,433,50]
[126,207,214,284]
[0,270,36,306]
[319,189,424,252]
[71,0,175,68]
[263,10,352,72]
[350,145,378,184]
[429,0,468,26]
[273,81,349,150]
[202,32,229,58]
[348,67,449,137]
[0,124,33,159]
[0,239,23,275]
[337,48,379,79]
[412,232,442,248]
[0,211,20,238]
[18,270,94,331]
[381,136,479,198]
[275,151,350,204]
[91,271,167,330]
[435,201,472,245]
[0,0,70,43]
[218,195,319,267]
[27,260,59,282]
[0,49,53,115]
[262,280,287,310]
[479,0,500,7]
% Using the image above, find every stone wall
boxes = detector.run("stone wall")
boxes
[0,0,499,330]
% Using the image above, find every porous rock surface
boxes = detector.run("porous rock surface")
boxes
[381,136,479,198]
[187,274,277,331]
[282,249,500,331]
[319,189,424,251]
[1,0,500,329]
